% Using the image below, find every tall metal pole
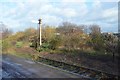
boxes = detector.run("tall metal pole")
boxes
[38,18,42,46]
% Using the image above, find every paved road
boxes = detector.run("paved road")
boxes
[1,54,82,78]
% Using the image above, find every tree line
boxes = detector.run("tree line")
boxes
[1,22,118,57]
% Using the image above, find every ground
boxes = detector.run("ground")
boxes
[14,47,118,75]
[3,47,118,78]
[1,54,83,78]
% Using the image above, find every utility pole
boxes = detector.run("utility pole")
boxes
[38,18,42,47]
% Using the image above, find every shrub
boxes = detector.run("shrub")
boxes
[42,43,50,49]
[2,39,12,52]
[36,43,50,52]
[16,42,23,48]
[49,36,62,50]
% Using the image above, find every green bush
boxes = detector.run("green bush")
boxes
[42,43,50,49]
[16,42,23,48]
[49,37,61,50]
[36,43,50,52]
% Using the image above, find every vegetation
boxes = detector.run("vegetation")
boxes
[29,22,118,57]
[1,22,118,56]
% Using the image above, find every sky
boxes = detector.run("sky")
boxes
[0,0,119,33]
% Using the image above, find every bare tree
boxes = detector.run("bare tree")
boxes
[57,22,84,35]
[89,24,101,35]
[89,24,105,51]
[0,22,12,39]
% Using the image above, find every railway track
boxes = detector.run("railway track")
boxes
[36,56,119,80]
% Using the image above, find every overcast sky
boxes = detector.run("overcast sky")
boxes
[0,0,119,33]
